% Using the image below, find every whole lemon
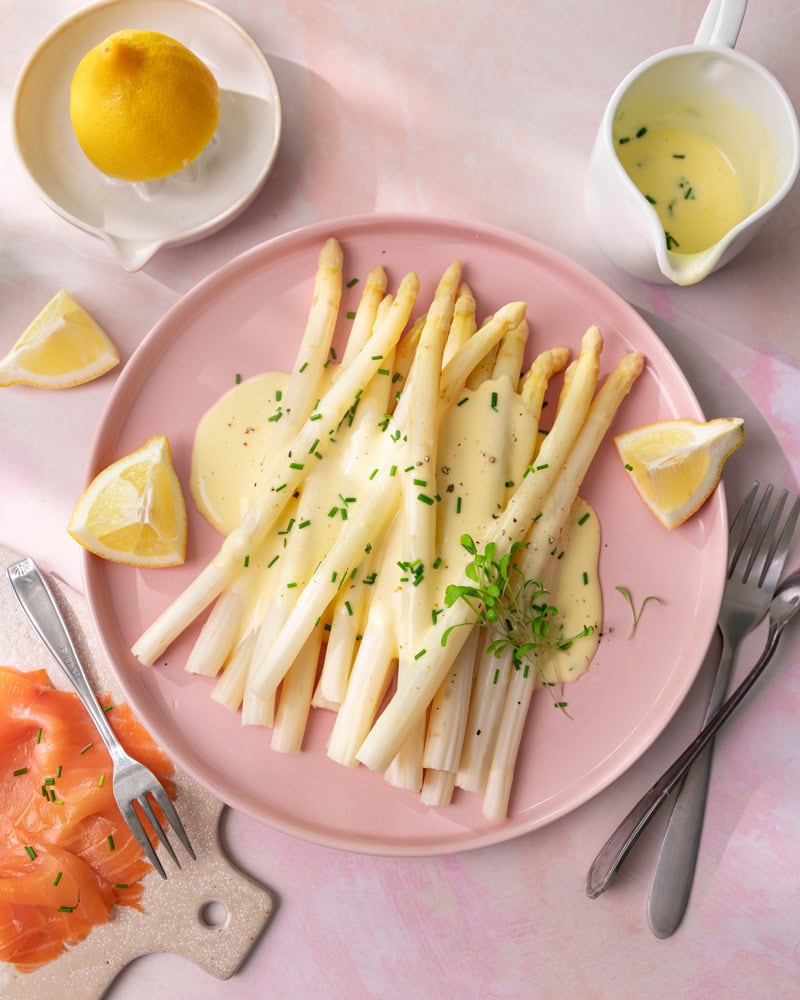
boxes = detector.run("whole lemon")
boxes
[70,29,220,182]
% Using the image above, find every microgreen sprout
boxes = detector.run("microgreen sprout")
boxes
[442,534,594,710]
[615,585,663,637]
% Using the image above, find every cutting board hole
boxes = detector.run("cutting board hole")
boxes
[200,899,229,928]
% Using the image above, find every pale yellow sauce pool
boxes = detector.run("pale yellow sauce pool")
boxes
[616,125,745,254]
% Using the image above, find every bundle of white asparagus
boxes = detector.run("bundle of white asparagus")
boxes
[132,237,644,820]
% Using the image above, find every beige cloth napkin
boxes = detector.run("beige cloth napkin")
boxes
[0,544,274,1000]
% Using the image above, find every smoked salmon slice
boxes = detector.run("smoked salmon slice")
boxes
[0,665,175,972]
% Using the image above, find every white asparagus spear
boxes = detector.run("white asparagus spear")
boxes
[442,283,477,365]
[456,346,570,792]
[326,512,403,767]
[388,260,461,792]
[271,627,324,752]
[481,351,645,820]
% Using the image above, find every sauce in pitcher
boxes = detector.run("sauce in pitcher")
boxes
[615,124,745,254]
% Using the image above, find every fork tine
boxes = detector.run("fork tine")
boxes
[761,495,800,591]
[729,483,775,582]
[727,481,760,574]
[119,797,167,879]
[746,488,788,583]
[137,794,181,868]
[150,784,197,860]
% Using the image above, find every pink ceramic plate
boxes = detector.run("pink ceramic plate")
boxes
[82,215,727,855]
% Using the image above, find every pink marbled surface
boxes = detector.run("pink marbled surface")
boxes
[1,1,799,998]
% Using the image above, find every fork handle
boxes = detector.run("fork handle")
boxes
[8,558,123,756]
[586,621,782,898]
[646,632,736,937]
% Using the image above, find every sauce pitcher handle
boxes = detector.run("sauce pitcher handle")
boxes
[694,0,748,48]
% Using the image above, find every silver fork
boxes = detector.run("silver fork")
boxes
[7,557,195,879]
[586,480,799,901]
[646,481,799,934]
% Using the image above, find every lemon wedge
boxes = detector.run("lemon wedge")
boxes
[0,289,119,389]
[615,417,745,529]
[68,436,187,567]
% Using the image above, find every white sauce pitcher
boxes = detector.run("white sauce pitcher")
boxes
[584,0,800,285]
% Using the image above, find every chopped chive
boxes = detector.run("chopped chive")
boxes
[13,767,27,776]
[636,126,647,137]
[54,872,63,886]
[370,354,384,361]
[57,906,74,913]
[490,391,498,411]
[44,777,55,786]
[36,727,42,744]
[665,231,680,250]
[308,438,320,454]
[107,835,115,851]
[433,557,442,569]
[417,494,435,505]
[377,368,390,376]
[346,310,356,319]
[577,511,590,525]
[504,480,514,488]
[79,743,93,755]
[414,648,426,660]
[345,601,353,616]
[298,519,311,529]
[235,373,242,384]
[536,463,549,471]
[267,554,280,568]
[114,883,129,889]
[413,478,427,487]
[346,277,359,288]
[309,411,323,422]
[392,371,403,383]
[684,186,693,200]
[389,465,397,477]
[298,361,308,373]
[98,774,106,788]
[456,496,462,514]
[618,136,630,144]
[673,153,685,159]
[582,572,589,585]
[645,194,657,204]
[25,846,36,860]
[287,581,298,589]
[553,701,569,709]
[369,468,379,480]
[625,462,633,471]
[274,483,287,493]
[457,396,469,406]
[102,704,113,713]
[275,389,283,401]
[493,667,500,685]
[289,461,305,470]
[243,554,250,568]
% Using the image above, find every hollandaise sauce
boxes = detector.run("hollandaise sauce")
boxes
[615,125,745,254]
[190,370,603,687]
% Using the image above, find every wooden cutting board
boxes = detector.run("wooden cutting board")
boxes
[0,545,275,1000]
